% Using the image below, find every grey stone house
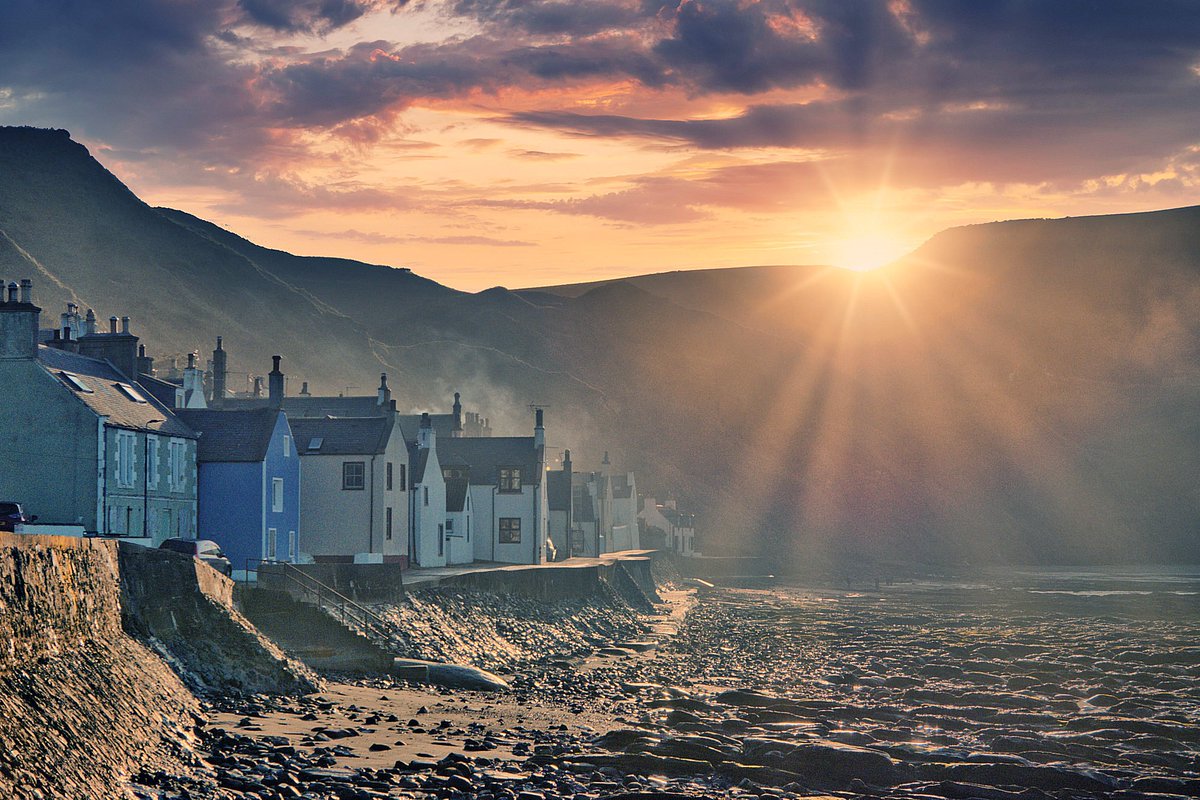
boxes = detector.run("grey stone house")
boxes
[0,280,198,540]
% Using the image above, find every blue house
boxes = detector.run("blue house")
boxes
[178,407,300,575]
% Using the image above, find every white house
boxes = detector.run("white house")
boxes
[640,496,697,556]
[288,414,408,564]
[444,476,474,565]
[438,410,549,565]
[404,413,449,568]
[608,471,640,552]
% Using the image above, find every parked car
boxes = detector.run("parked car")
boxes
[0,502,36,533]
[159,538,233,577]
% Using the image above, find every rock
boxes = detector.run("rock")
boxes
[781,741,899,785]
[393,659,512,692]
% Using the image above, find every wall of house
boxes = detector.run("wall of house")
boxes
[297,453,373,558]
[262,412,301,564]
[0,360,99,529]
[445,496,473,565]
[196,460,261,572]
[411,447,447,568]
[102,426,196,543]
[548,508,570,561]
[379,430,408,562]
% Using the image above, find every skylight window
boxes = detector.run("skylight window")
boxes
[115,383,148,403]
[59,372,93,393]
[308,437,324,451]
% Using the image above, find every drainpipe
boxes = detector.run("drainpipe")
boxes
[368,457,375,554]
[490,485,497,562]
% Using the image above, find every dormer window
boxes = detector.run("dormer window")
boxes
[499,467,522,493]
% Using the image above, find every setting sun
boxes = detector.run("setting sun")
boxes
[831,231,912,272]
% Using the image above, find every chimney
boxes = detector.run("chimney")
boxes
[180,352,205,408]
[268,355,284,408]
[253,376,263,398]
[452,392,463,437]
[300,380,311,396]
[377,373,391,406]
[136,343,154,376]
[109,316,117,334]
[0,278,41,360]
[84,309,96,336]
[563,448,572,474]
[534,407,545,450]
[211,337,227,406]
[120,315,130,334]
[418,411,435,450]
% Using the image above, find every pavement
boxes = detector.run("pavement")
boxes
[400,549,659,588]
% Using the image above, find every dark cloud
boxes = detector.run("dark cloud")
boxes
[238,0,390,33]
[445,0,650,37]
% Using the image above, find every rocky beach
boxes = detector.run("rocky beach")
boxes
[117,565,1200,800]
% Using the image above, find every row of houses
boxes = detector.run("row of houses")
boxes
[0,280,698,572]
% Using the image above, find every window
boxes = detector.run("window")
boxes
[168,439,187,492]
[446,518,454,537]
[308,437,324,452]
[146,435,159,490]
[272,477,284,512]
[115,383,148,403]
[423,486,429,506]
[342,461,365,490]
[59,372,93,393]
[443,466,467,480]
[283,435,291,458]
[386,507,393,541]
[386,462,393,491]
[499,467,522,493]
[499,517,521,544]
[438,523,444,556]
[115,431,137,488]
[467,516,471,541]
[267,528,277,560]
[287,531,296,562]
[399,463,407,490]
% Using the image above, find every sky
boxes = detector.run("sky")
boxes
[1,0,1199,291]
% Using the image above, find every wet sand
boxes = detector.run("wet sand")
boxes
[166,578,1200,799]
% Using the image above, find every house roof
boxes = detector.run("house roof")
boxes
[37,347,196,437]
[288,416,392,456]
[437,437,542,488]
[546,470,572,511]
[281,395,388,418]
[396,413,457,442]
[177,408,283,463]
[445,478,469,512]
[662,507,695,527]
[137,372,180,408]
[611,473,634,499]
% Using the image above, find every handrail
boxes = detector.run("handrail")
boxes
[246,559,402,647]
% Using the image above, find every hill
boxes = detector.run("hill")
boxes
[3,125,1200,566]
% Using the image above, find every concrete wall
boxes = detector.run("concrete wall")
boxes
[0,359,99,529]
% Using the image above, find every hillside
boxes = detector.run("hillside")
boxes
[3,125,1200,566]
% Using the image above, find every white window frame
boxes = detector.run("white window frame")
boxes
[168,438,187,492]
[283,434,291,458]
[272,477,284,513]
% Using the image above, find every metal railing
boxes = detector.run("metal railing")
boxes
[245,559,402,647]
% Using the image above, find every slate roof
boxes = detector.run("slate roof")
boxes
[177,408,283,463]
[409,445,431,483]
[396,413,457,442]
[281,395,389,419]
[546,470,572,511]
[445,478,469,513]
[437,437,542,488]
[288,416,392,455]
[37,347,196,437]
[137,373,180,408]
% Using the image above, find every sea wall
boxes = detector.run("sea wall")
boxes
[0,533,199,800]
[119,543,318,696]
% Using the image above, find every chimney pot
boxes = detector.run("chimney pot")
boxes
[120,316,130,334]
[187,352,196,369]
[19,279,31,304]
[7,282,18,303]
[300,381,310,396]
[109,316,118,334]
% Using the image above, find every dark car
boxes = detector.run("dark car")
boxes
[0,502,36,533]
[159,538,233,577]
